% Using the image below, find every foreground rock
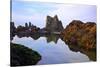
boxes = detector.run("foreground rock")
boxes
[61,20,96,61]
[11,43,41,66]
[61,20,96,50]
[45,15,64,32]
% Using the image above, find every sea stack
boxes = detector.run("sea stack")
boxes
[45,15,64,32]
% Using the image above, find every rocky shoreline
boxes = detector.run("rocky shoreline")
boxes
[10,15,96,66]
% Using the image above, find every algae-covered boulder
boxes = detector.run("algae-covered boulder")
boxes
[11,43,41,66]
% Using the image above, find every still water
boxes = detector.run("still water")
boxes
[12,34,90,65]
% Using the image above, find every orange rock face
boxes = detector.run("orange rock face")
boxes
[61,20,96,50]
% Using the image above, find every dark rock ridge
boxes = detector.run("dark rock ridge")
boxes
[11,43,41,66]
[10,22,41,40]
[10,22,16,34]
[45,15,64,32]
[16,22,40,33]
[10,22,16,40]
[10,15,64,39]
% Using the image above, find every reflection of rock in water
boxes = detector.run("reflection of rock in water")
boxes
[30,33,41,40]
[11,33,96,61]
[17,33,30,38]
[63,40,96,61]
[30,34,60,44]
[12,33,60,44]
[45,34,60,44]
[16,33,41,40]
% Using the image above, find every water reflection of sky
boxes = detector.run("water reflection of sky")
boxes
[12,35,90,64]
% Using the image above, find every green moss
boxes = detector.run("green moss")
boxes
[10,43,41,66]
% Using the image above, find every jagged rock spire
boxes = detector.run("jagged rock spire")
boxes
[45,15,64,32]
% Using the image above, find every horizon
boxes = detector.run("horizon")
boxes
[12,1,96,28]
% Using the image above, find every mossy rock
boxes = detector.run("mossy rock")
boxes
[10,43,41,66]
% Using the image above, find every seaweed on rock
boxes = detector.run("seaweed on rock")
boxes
[10,43,41,66]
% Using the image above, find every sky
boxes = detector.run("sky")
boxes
[12,0,97,28]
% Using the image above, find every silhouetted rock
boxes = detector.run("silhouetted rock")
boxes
[25,23,28,28]
[10,22,16,33]
[45,15,64,32]
[16,22,40,35]
[10,22,16,40]
[29,22,32,27]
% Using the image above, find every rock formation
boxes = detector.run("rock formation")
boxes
[61,20,96,61]
[10,22,16,40]
[16,22,40,35]
[11,43,41,66]
[45,15,64,32]
[10,22,16,34]
[61,20,96,50]
[25,23,28,28]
